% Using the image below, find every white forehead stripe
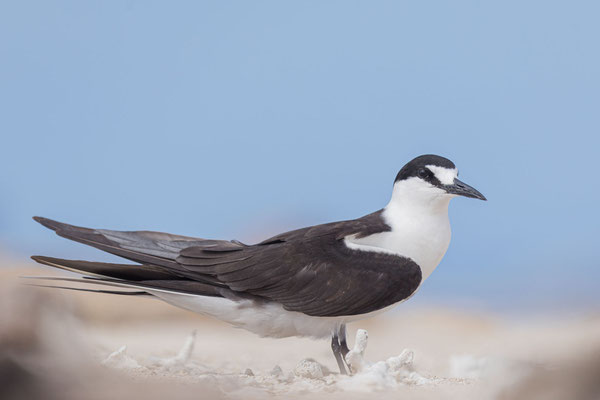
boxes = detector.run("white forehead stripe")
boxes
[426,165,458,185]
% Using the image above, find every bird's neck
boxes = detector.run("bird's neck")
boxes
[345,179,453,281]
[380,180,452,281]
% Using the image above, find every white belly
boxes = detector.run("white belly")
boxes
[151,291,347,339]
[149,290,404,340]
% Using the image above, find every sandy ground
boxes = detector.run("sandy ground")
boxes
[1,266,600,400]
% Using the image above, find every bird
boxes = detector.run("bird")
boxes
[29,154,485,375]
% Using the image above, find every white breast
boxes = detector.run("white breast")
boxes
[345,178,453,281]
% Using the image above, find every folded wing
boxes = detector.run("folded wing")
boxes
[32,213,421,317]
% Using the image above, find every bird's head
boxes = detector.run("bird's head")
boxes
[392,155,486,205]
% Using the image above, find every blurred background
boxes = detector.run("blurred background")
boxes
[1,0,599,315]
[1,2,600,399]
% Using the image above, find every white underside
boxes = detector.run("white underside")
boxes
[150,290,399,339]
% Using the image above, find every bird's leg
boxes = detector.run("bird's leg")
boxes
[339,323,350,359]
[331,331,349,375]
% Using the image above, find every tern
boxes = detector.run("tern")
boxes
[30,154,485,375]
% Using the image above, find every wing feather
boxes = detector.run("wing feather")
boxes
[33,211,421,317]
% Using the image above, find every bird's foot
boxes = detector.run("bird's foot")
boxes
[331,335,350,375]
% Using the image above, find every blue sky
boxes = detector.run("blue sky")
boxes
[1,1,598,313]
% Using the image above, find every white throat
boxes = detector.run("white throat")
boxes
[345,177,453,281]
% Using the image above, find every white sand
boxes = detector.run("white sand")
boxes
[2,269,600,400]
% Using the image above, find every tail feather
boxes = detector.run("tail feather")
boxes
[32,217,245,276]
[24,283,149,296]
[23,273,224,297]
[33,216,190,270]
[30,254,227,288]
[29,216,240,299]
[31,256,181,281]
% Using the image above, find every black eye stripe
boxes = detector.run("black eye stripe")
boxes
[417,168,430,179]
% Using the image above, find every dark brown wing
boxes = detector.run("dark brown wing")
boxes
[176,211,422,317]
[33,212,422,317]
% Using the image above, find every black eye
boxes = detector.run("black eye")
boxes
[417,168,429,179]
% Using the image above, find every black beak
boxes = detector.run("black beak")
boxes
[445,178,486,201]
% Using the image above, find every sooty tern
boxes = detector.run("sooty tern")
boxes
[29,154,485,375]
